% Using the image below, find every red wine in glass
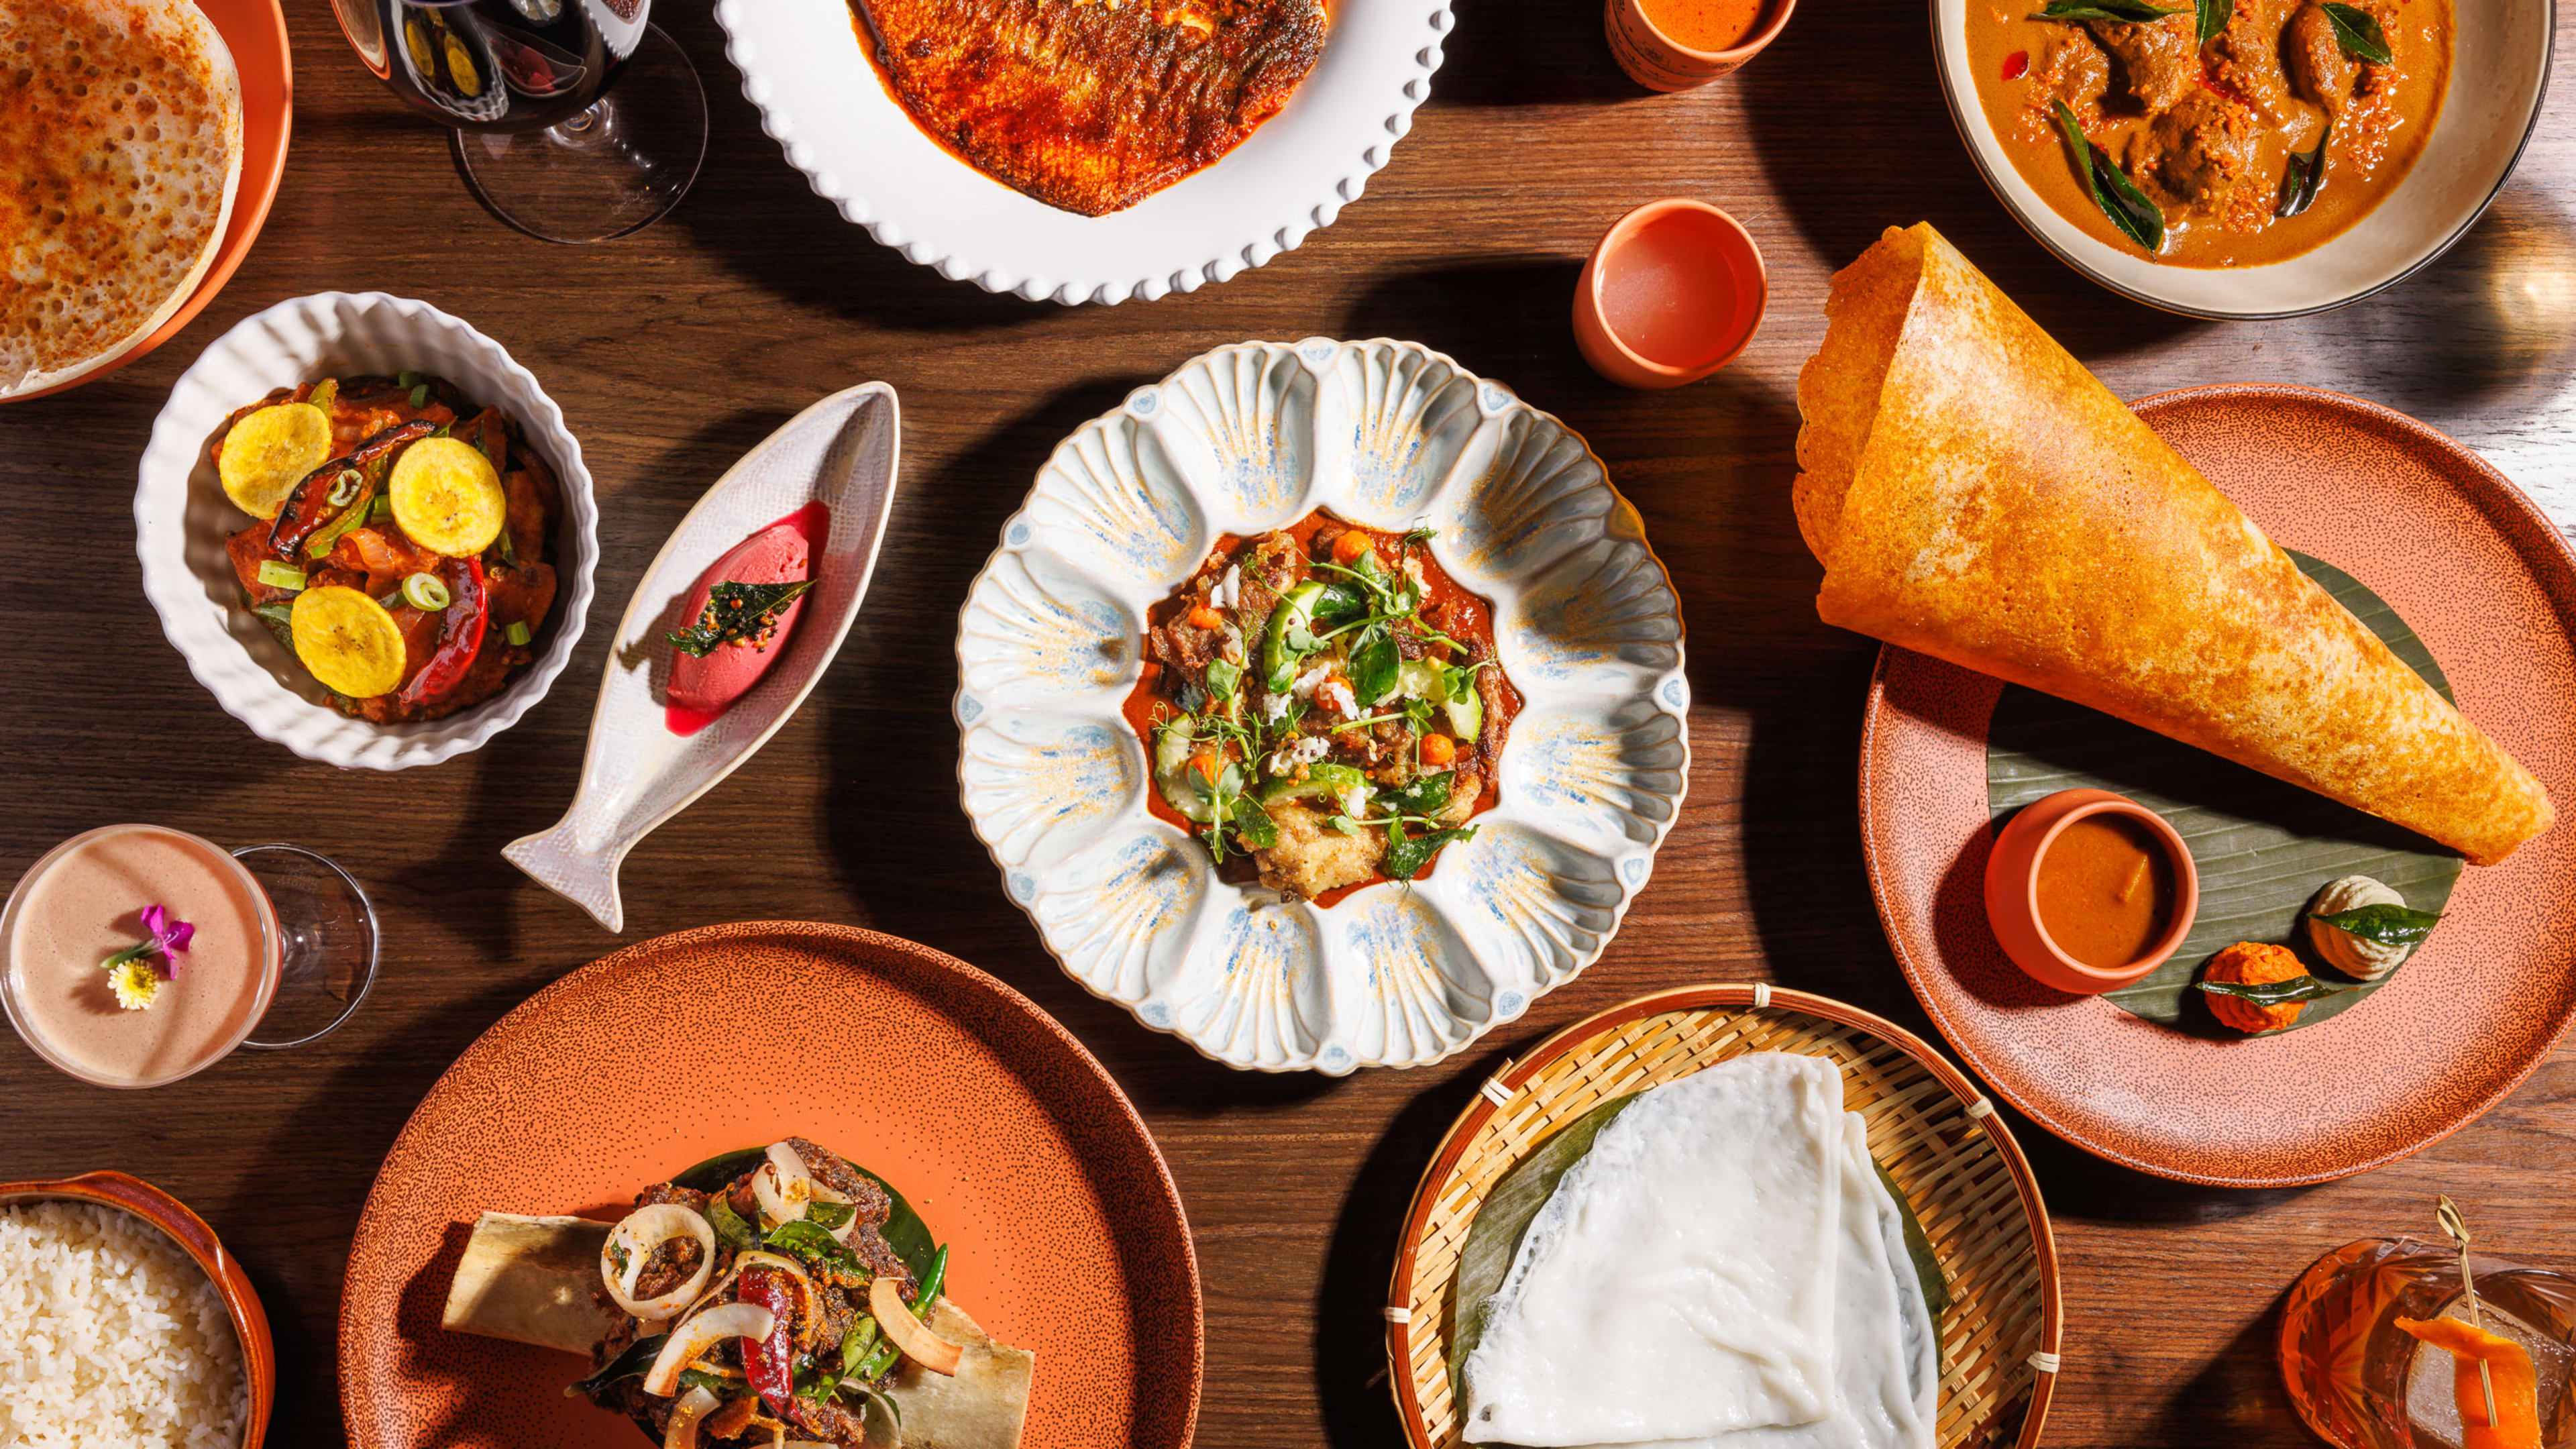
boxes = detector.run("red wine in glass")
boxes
[330,0,707,243]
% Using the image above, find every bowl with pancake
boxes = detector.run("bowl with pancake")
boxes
[1,0,292,400]
[136,292,600,770]
[713,0,1448,303]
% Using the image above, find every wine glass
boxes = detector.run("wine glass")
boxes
[328,0,708,244]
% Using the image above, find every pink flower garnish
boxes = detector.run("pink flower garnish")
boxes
[117,904,195,981]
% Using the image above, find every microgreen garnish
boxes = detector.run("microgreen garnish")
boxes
[667,580,814,657]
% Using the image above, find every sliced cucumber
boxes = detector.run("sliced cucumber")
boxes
[1153,723,1214,823]
[1397,656,1484,741]
[1445,688,1483,743]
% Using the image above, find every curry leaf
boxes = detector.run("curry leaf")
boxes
[2322,2,2392,62]
[667,580,813,657]
[2194,0,2233,41]
[2031,0,2187,19]
[2277,119,2331,217]
[1385,821,1477,881]
[2196,973,2353,1006]
[766,1218,861,1273]
[2310,902,2443,946]
[566,1334,667,1397]
[707,1194,759,1252]
[806,1197,857,1231]
[2054,99,2165,253]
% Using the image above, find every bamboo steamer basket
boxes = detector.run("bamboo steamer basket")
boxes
[1385,983,2063,1448]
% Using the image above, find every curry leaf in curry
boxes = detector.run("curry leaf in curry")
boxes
[2310,902,2443,946]
[2196,973,2353,1007]
[667,580,814,657]
[2053,100,2165,253]
[2321,2,2392,63]
[2277,119,2332,217]
[2030,0,2187,21]
[2194,0,2233,42]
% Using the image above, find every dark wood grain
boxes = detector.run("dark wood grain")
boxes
[6,1,2576,1446]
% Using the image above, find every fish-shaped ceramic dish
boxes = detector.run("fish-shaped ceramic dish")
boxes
[506,384,902,930]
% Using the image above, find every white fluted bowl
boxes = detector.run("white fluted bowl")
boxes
[136,292,599,770]
[956,338,1690,1073]
[714,0,1449,305]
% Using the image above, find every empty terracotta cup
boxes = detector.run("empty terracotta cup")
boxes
[1604,0,1794,91]
[1574,201,1766,390]
[0,1170,275,1447]
[1984,788,2200,996]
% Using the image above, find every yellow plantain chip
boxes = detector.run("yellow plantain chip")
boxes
[217,402,333,519]
[290,586,407,698]
[389,436,506,557]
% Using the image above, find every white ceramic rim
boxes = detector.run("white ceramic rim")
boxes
[134,291,598,769]
[712,0,1452,305]
[953,337,1692,1073]
[1928,0,2556,319]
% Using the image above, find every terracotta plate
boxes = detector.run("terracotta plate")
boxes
[340,921,1201,1448]
[1861,385,2576,1187]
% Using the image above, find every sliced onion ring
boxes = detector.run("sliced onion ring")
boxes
[661,1385,721,1449]
[600,1203,717,1322]
[752,1140,814,1227]
[867,1275,963,1375]
[643,1302,776,1397]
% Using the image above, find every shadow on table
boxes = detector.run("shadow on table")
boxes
[1434,0,1642,106]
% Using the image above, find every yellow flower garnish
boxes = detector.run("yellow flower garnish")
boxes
[107,958,161,1011]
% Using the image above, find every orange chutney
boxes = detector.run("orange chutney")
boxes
[2033,814,2176,970]
[1634,0,1764,53]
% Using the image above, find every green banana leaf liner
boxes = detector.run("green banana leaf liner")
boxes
[1986,551,2461,1037]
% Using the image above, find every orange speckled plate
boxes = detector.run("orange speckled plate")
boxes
[339,921,1200,1448]
[1862,385,2576,1188]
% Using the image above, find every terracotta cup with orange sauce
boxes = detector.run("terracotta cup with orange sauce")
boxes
[1605,0,1794,91]
[1984,788,2200,996]
[1574,200,1767,389]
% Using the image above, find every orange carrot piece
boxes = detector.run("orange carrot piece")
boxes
[2396,1316,2542,1449]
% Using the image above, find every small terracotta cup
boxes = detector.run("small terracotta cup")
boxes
[0,1170,275,1447]
[1574,200,1767,390]
[1984,788,2200,996]
[1605,0,1795,91]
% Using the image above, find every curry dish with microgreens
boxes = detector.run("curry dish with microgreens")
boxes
[1126,512,1522,903]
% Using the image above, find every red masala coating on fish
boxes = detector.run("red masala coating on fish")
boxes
[849,0,1328,216]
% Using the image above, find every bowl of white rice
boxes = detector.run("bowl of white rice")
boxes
[0,1171,268,1449]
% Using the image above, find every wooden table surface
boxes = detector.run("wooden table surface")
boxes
[10,1,2576,1445]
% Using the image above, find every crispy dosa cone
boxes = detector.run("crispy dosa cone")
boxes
[1794,223,2553,865]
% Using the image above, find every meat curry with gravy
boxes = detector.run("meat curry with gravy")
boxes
[1969,0,2451,266]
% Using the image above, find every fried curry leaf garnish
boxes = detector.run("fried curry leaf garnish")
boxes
[766,1218,861,1273]
[1384,820,1479,881]
[2322,2,2392,62]
[565,1334,667,1397]
[2277,119,2332,217]
[2194,0,2233,42]
[2054,99,2165,253]
[2030,0,2186,20]
[806,1198,857,1230]
[2309,902,2443,945]
[706,1194,761,1252]
[667,580,814,657]
[2195,973,2353,1006]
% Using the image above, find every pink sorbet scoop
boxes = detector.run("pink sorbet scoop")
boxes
[666,519,814,718]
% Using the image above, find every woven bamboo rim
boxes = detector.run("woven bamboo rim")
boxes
[1384,983,2063,1449]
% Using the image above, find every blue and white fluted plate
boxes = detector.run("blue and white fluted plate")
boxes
[955,339,1690,1074]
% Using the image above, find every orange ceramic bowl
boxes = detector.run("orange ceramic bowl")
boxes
[9,0,293,402]
[0,1170,276,1447]
[1603,0,1795,90]
[1982,788,2199,996]
[1574,200,1767,390]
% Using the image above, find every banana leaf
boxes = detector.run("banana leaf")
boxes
[1985,551,2461,1036]
[674,1145,939,1283]
[1444,1093,1949,1405]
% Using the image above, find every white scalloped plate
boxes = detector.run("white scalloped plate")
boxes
[955,339,1690,1073]
[136,292,600,770]
[712,0,1448,305]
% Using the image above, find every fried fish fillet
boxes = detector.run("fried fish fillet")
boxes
[851,0,1327,216]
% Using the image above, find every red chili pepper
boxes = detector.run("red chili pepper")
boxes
[2002,49,2029,79]
[736,1265,799,1416]
[268,420,436,558]
[398,556,488,706]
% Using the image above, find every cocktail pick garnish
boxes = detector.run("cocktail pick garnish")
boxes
[2436,1195,2500,1427]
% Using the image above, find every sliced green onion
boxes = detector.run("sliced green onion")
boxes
[256,561,307,591]
[370,495,394,522]
[402,573,452,611]
[505,621,531,647]
[408,382,429,409]
[325,469,362,507]
[500,528,517,565]
[396,370,424,389]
